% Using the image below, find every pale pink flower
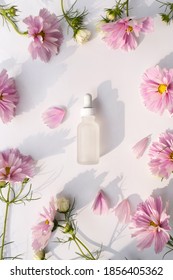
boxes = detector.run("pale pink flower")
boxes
[42,107,65,128]
[32,198,57,252]
[131,196,170,254]
[24,9,63,62]
[101,17,153,51]
[141,65,173,115]
[132,135,151,159]
[113,198,131,223]
[0,148,35,183]
[0,69,19,123]
[149,131,173,179]
[92,190,109,215]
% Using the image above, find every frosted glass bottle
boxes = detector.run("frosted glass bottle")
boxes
[77,94,99,164]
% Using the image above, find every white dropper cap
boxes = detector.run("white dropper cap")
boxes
[81,93,94,116]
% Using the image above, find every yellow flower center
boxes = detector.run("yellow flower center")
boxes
[126,26,133,33]
[170,152,173,160]
[158,84,167,94]
[5,167,11,175]
[149,221,158,227]
[45,219,49,225]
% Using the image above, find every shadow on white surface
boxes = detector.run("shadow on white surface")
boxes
[58,169,108,210]
[158,52,173,69]
[19,129,75,160]
[94,81,125,156]
[130,0,160,17]
[103,175,124,208]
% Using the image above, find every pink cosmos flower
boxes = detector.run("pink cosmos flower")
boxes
[132,135,151,159]
[149,131,173,179]
[0,148,35,183]
[42,107,66,128]
[23,9,63,62]
[0,69,19,123]
[92,190,109,215]
[113,198,131,224]
[101,17,153,51]
[32,198,57,252]
[131,196,170,254]
[141,65,173,115]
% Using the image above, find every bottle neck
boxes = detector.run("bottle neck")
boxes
[81,115,95,121]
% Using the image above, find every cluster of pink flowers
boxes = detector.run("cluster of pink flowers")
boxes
[0,69,19,124]
[24,9,63,63]
[149,131,173,179]
[131,196,170,254]
[141,65,173,115]
[0,148,35,183]
[92,191,172,254]
[101,17,153,51]
[32,198,57,252]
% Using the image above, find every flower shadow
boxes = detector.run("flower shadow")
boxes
[93,80,125,156]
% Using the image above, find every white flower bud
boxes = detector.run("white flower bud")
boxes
[57,197,70,213]
[75,29,91,44]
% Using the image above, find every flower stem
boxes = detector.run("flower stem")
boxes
[74,236,95,260]
[0,184,11,260]
[126,0,129,17]
[0,8,27,36]
[60,0,74,29]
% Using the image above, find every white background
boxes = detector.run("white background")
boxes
[0,0,173,260]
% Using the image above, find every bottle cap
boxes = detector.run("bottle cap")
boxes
[81,93,94,116]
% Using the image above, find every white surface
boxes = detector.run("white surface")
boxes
[0,0,173,260]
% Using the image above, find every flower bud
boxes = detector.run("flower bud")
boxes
[33,250,45,260]
[7,6,18,17]
[57,197,70,213]
[63,223,73,234]
[106,9,116,21]
[75,29,91,44]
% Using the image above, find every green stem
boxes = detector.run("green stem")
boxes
[74,236,95,260]
[60,0,74,29]
[0,8,27,36]
[0,184,11,260]
[126,0,129,17]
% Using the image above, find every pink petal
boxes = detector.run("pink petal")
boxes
[113,198,131,223]
[92,190,109,215]
[42,107,66,128]
[132,135,151,159]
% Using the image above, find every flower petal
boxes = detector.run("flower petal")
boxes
[42,107,66,128]
[132,135,151,159]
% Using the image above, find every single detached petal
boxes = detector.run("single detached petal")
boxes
[42,107,66,128]
[113,198,131,223]
[132,135,151,159]
[92,190,109,215]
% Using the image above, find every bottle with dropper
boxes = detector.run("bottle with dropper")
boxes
[77,93,99,164]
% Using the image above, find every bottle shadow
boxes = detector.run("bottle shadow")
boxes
[93,80,125,157]
[19,129,75,160]
[58,169,108,210]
